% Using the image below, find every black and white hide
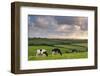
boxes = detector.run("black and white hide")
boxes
[52,48,62,56]
[36,49,48,57]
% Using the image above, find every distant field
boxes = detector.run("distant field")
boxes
[28,38,88,60]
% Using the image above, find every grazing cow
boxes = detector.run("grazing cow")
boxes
[65,49,78,53]
[52,48,62,56]
[71,49,78,53]
[36,49,48,57]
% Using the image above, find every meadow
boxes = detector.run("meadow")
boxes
[28,38,88,60]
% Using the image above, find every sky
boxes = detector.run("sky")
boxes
[28,15,88,39]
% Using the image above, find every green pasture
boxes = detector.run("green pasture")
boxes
[28,38,88,60]
[28,52,87,60]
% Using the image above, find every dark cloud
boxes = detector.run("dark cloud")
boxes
[28,15,88,39]
[55,16,88,31]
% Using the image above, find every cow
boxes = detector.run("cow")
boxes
[52,48,62,56]
[36,49,48,57]
[71,49,78,53]
[66,49,78,53]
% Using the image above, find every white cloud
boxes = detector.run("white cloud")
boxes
[28,15,88,39]
[56,24,81,33]
[48,31,88,39]
[35,16,57,29]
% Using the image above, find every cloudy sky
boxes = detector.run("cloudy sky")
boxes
[28,15,88,39]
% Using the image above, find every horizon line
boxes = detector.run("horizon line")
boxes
[28,37,88,40]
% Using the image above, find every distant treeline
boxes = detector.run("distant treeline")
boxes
[28,38,87,46]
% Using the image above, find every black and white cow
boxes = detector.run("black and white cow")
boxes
[52,48,62,56]
[36,49,48,57]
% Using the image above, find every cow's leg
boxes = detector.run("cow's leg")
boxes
[52,51,55,55]
[36,53,39,56]
[43,52,48,56]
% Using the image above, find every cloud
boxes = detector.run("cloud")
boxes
[56,24,80,33]
[28,15,88,39]
[31,16,57,29]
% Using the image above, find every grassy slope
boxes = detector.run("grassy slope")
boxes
[28,38,88,60]
[29,52,87,60]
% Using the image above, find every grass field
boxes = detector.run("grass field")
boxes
[28,38,88,60]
